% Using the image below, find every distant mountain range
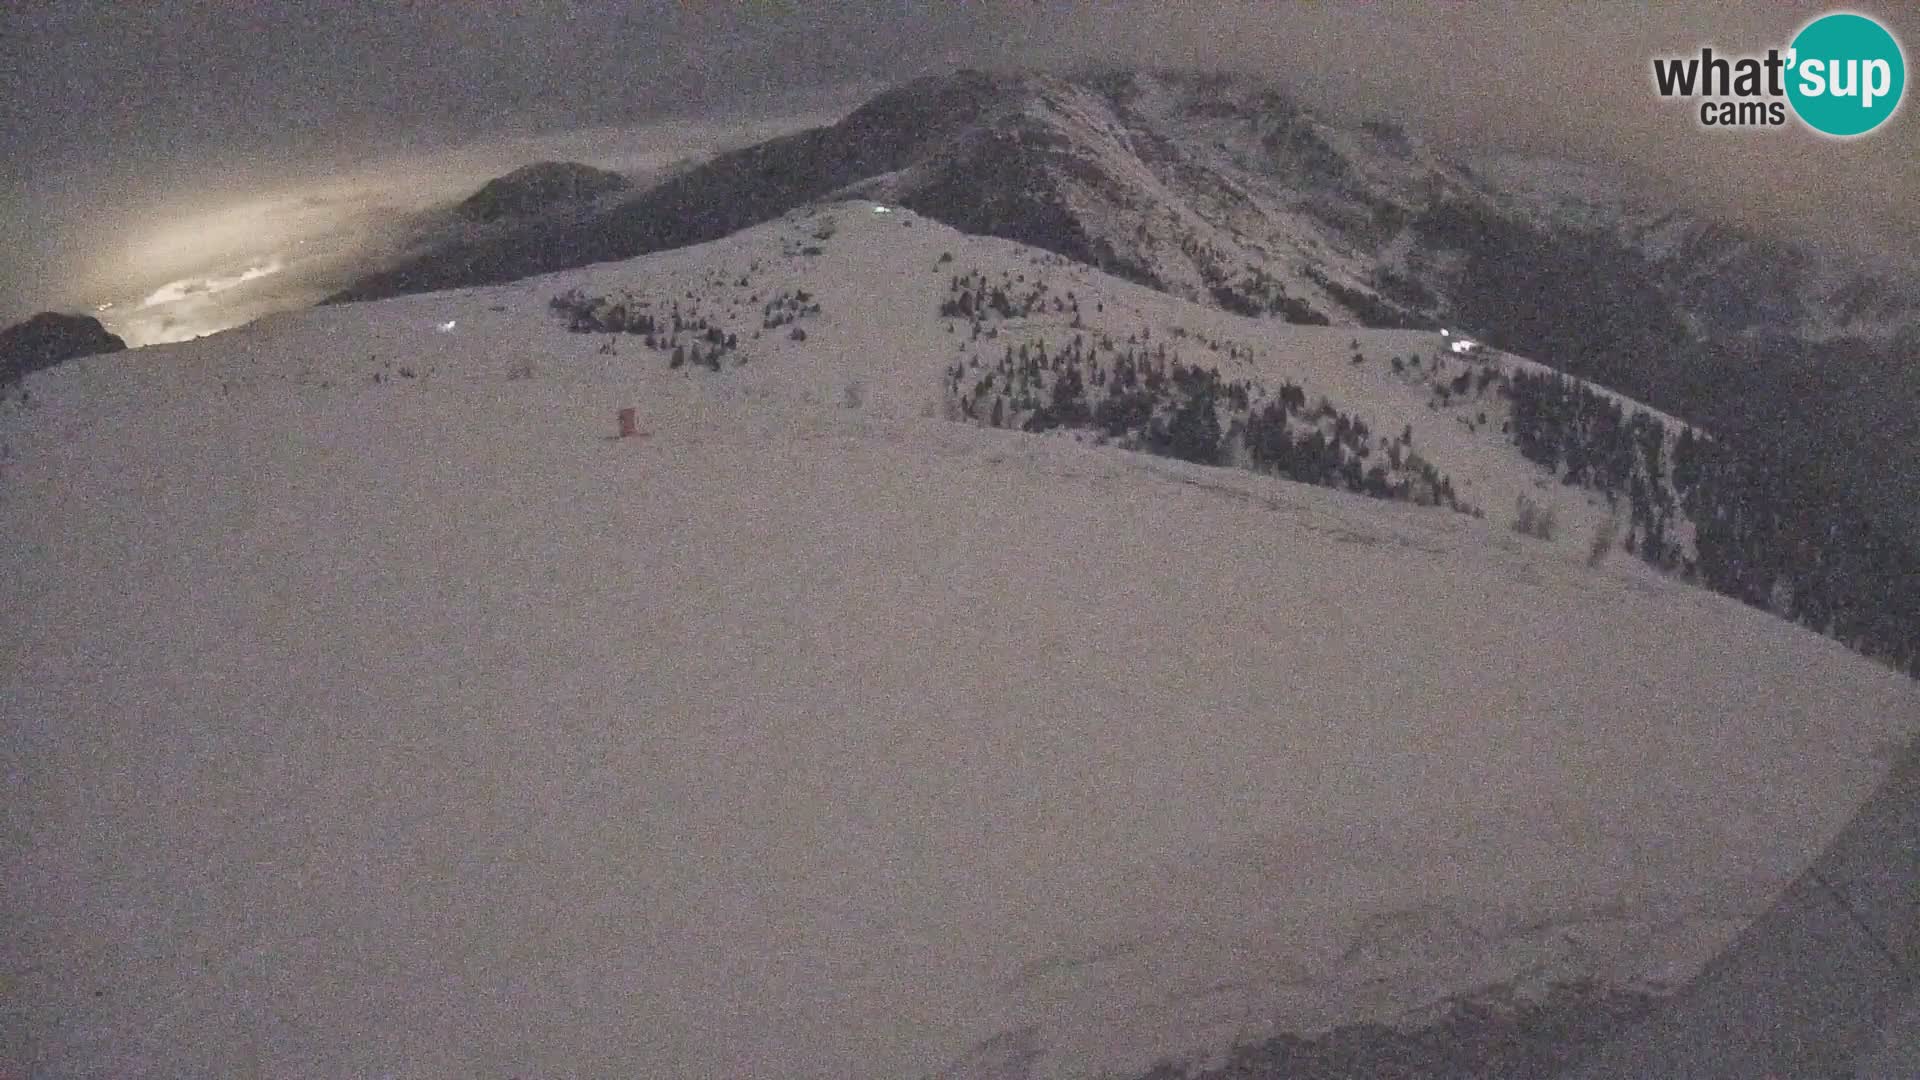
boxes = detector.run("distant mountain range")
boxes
[320,68,1920,539]
[331,71,1920,344]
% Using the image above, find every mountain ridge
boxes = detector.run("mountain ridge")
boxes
[330,69,1920,345]
[454,160,633,224]
[322,68,1920,543]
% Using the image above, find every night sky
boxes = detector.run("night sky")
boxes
[3,1,1914,326]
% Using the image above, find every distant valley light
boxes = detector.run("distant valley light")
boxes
[139,257,285,310]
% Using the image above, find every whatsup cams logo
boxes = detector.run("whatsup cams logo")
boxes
[1652,10,1907,136]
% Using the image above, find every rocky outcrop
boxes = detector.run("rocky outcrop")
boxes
[1,312,127,386]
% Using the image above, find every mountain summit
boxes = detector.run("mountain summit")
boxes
[454,161,633,224]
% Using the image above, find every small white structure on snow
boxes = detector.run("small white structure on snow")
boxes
[1441,328,1485,357]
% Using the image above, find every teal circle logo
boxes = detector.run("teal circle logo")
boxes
[1786,12,1906,136]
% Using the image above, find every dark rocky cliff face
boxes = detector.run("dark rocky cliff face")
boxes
[1,312,127,386]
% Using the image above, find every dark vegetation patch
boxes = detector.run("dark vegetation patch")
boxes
[939,272,1471,515]
[1128,980,1663,1080]
[1309,270,1438,331]
[547,282,820,372]
[1412,195,1920,676]
[1205,267,1330,326]
[1502,367,1920,676]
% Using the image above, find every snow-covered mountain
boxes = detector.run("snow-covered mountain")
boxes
[334,70,1920,345]
[1470,150,1920,342]
[6,202,1915,1079]
[323,69,1920,545]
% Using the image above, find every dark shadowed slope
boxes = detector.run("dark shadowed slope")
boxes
[323,71,1014,303]
[1,312,125,387]
[454,161,633,224]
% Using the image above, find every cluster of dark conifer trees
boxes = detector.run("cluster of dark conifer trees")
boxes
[1309,271,1436,331]
[938,268,1087,324]
[1504,368,1920,675]
[1206,265,1330,325]
[943,328,1470,514]
[549,286,821,372]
